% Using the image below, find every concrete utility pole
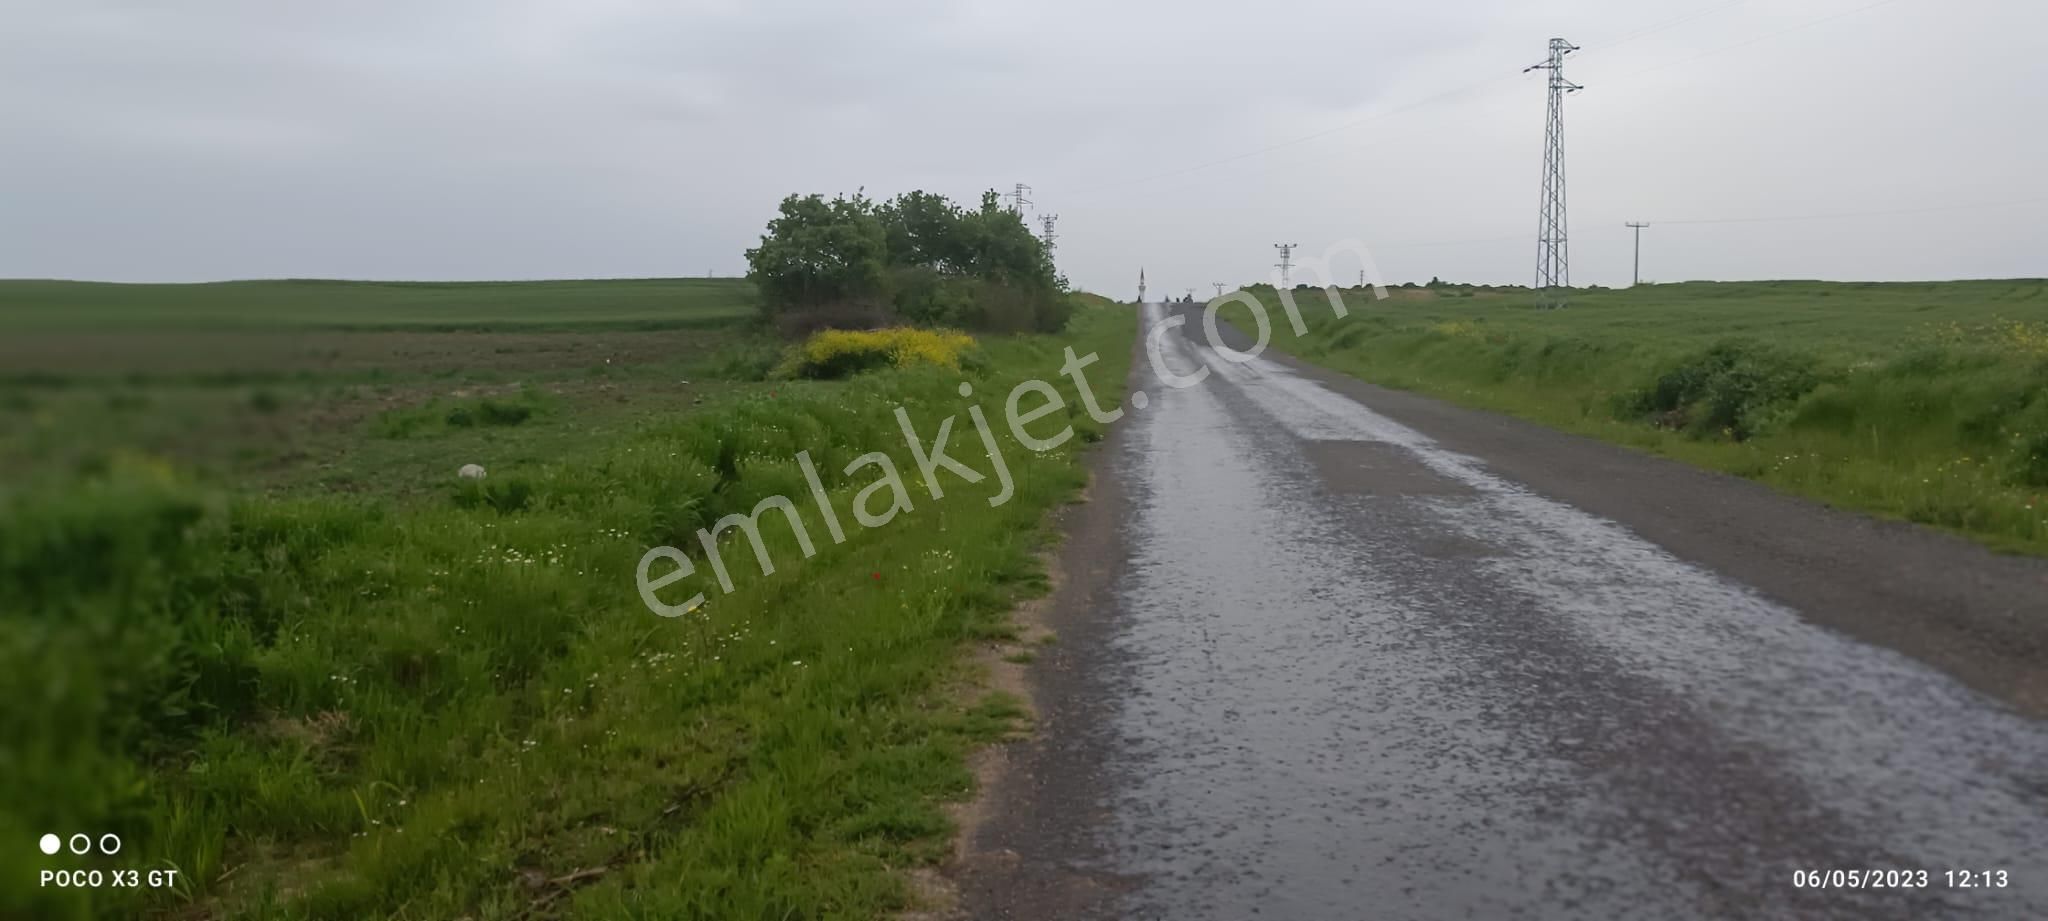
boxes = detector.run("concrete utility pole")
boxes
[1273,243,1298,287]
[1039,213,1059,259]
[1011,183,1033,215]
[1525,37,1582,308]
[1627,222,1649,287]
[1213,282,1227,298]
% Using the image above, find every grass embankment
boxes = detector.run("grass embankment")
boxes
[2,280,1136,917]
[1067,292,1120,312]
[1247,279,2048,555]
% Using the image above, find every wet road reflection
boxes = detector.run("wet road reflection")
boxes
[1097,303,2048,920]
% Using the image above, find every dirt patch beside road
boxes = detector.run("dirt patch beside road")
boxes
[913,327,1145,921]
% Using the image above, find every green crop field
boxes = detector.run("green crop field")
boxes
[1243,278,2048,555]
[0,276,1138,919]
[0,277,757,332]
[0,278,772,490]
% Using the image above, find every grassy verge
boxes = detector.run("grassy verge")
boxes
[3,305,1136,918]
[1067,291,1120,311]
[1235,280,2048,556]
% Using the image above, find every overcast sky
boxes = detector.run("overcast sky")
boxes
[4,0,2043,295]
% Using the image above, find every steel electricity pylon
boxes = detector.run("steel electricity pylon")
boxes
[1524,37,1582,308]
[1011,183,1033,215]
[1038,213,1059,258]
[1273,243,1298,287]
[1213,282,1227,298]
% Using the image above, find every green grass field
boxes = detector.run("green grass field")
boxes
[0,277,757,332]
[1244,278,2048,555]
[1,278,1138,919]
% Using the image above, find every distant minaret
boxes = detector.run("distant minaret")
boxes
[1138,267,1147,303]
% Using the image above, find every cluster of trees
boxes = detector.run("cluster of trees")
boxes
[744,189,1072,334]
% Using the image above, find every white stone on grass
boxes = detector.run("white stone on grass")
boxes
[458,464,487,480]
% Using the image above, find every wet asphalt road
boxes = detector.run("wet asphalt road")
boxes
[957,303,2048,920]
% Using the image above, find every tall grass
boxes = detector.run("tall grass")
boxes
[1,309,1135,918]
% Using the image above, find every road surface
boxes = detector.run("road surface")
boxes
[954,302,2048,920]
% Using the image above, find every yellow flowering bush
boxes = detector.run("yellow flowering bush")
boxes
[777,327,978,379]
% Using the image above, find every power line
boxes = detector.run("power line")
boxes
[1651,195,2048,226]
[1066,0,1760,197]
[1363,194,2048,253]
[1059,0,1912,208]
[1584,0,1752,53]
[1378,233,1531,250]
[1037,0,1932,292]
[1072,76,1515,196]
[1609,0,1911,83]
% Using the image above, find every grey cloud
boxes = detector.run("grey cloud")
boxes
[2,0,2042,291]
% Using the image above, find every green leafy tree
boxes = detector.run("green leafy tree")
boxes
[746,187,1071,332]
[876,191,968,271]
[956,190,1058,292]
[744,193,888,311]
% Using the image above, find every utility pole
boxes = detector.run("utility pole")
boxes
[1011,183,1033,215]
[1213,282,1227,298]
[1184,287,1197,302]
[1039,213,1059,258]
[1525,38,1582,308]
[1273,243,1298,287]
[1626,222,1649,287]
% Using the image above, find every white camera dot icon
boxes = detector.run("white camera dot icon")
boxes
[38,833,120,855]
